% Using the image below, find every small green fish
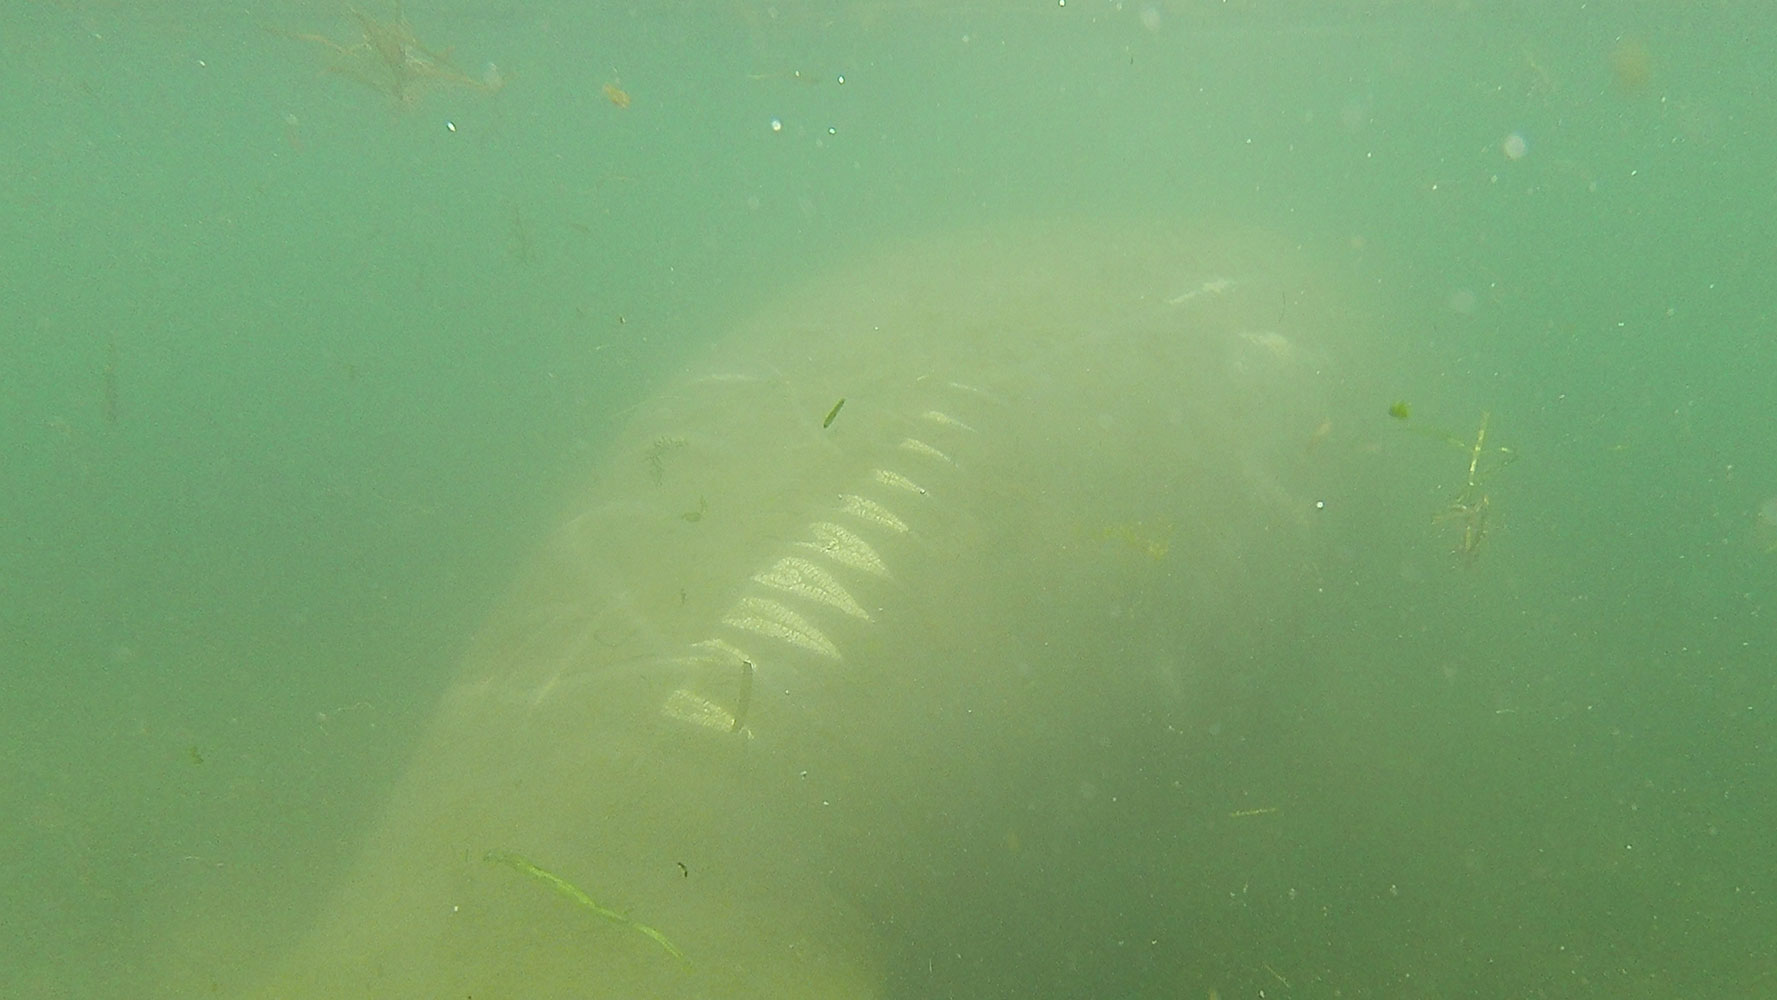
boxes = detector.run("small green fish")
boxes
[822,398,846,428]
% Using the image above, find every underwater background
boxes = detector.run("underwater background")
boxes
[3,0,1775,997]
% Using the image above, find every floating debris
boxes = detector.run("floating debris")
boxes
[1100,520,1172,561]
[507,203,534,264]
[1400,410,1516,564]
[275,4,504,107]
[483,850,687,966]
[731,659,754,733]
[644,436,688,486]
[100,336,119,425]
[680,496,708,523]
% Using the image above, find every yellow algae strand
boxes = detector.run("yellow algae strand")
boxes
[483,850,688,966]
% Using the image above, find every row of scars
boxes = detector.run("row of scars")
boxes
[659,392,986,735]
